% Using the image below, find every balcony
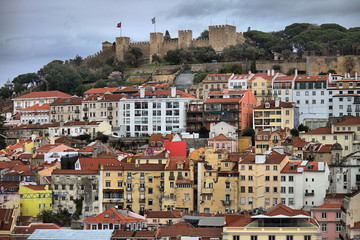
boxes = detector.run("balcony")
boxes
[187,117,203,122]
[83,116,88,121]
[83,107,88,111]
[51,110,56,114]
[139,198,146,203]
[108,106,113,110]
[222,200,231,206]
[341,206,347,213]
[75,109,80,113]
[187,107,203,112]
[126,199,133,203]
[126,187,132,191]
[158,186,164,191]
[15,106,23,110]
[108,116,113,120]
[139,187,145,192]
[305,192,314,196]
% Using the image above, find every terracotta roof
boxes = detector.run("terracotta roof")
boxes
[22,185,47,191]
[146,210,183,218]
[166,156,190,170]
[0,209,14,231]
[103,163,166,171]
[36,144,61,152]
[63,121,86,126]
[112,230,156,238]
[1,106,12,113]
[281,161,327,173]
[211,134,232,141]
[295,75,328,82]
[208,90,247,95]
[254,100,296,109]
[291,137,309,147]
[334,117,360,125]
[12,223,61,235]
[13,91,71,100]
[302,127,331,135]
[313,203,342,209]
[78,157,121,171]
[265,203,310,217]
[0,181,19,192]
[114,86,139,93]
[204,98,242,103]
[82,207,145,223]
[0,160,25,170]
[350,221,360,229]
[84,87,118,94]
[226,215,253,227]
[240,151,287,164]
[131,89,196,99]
[204,73,233,81]
[21,103,50,111]
[51,97,83,105]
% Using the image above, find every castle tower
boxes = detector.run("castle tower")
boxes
[115,37,130,61]
[102,41,113,51]
[209,25,236,52]
[178,30,193,49]
[150,32,164,61]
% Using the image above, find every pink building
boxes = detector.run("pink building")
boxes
[312,203,343,240]
[208,134,237,152]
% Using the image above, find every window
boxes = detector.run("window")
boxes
[336,223,342,232]
[273,166,278,171]
[265,198,270,205]
[287,236,293,240]
[321,223,327,232]
[248,176,253,181]
[336,212,341,219]
[251,236,258,240]
[148,187,153,194]
[226,182,231,189]
[266,166,270,171]
[269,236,275,240]
[241,186,245,193]
[273,187,278,193]
[106,172,110,177]
[273,176,278,181]
[281,187,286,193]
[184,193,190,201]
[321,212,327,219]
[233,236,240,240]
[304,236,311,240]
[288,198,294,205]
[289,176,294,182]
[281,176,286,182]
[248,187,253,193]
[289,187,294,193]
[265,176,270,181]
[105,181,111,187]
[265,187,270,193]
[117,181,122,187]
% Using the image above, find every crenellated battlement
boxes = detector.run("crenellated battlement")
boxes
[112,24,239,62]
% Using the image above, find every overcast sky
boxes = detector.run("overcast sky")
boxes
[0,0,359,86]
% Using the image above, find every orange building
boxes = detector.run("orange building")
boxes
[203,89,257,130]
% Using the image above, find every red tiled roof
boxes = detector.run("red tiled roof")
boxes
[334,117,360,125]
[0,160,25,170]
[240,151,287,164]
[302,127,331,135]
[84,87,118,94]
[265,203,310,216]
[78,157,121,171]
[295,75,328,82]
[22,185,47,191]
[36,144,61,152]
[350,221,360,229]
[21,103,50,111]
[211,134,231,141]
[313,203,342,209]
[254,100,296,109]
[131,90,196,99]
[51,97,83,105]
[291,137,309,147]
[157,226,222,238]
[12,223,61,235]
[83,207,145,223]
[115,86,139,93]
[166,156,190,170]
[13,91,71,99]
[226,215,253,227]
[208,90,247,95]
[281,161,327,173]
[146,210,183,218]
[0,181,19,192]
[0,209,14,231]
[204,98,242,103]
[112,231,156,238]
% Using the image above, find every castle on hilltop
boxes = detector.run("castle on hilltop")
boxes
[102,24,245,63]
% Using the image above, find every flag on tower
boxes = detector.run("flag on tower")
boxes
[151,17,156,24]
[116,22,121,28]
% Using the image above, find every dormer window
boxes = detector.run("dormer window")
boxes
[177,163,183,169]
[104,213,110,218]
[265,102,270,108]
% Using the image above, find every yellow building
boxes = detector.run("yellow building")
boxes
[198,147,239,213]
[248,74,273,105]
[19,185,52,217]
[100,153,194,214]
[255,129,288,154]
[332,117,360,150]
[299,127,354,156]
[223,204,320,240]
[238,151,289,210]
[253,99,298,130]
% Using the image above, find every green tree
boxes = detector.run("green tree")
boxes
[71,55,83,66]
[164,30,171,41]
[124,47,143,67]
[218,64,242,74]
[298,124,309,132]
[344,55,356,74]
[0,110,7,150]
[283,23,317,39]
[193,72,209,84]
[250,60,257,73]
[151,54,161,64]
[290,128,299,137]
[192,46,217,63]
[198,30,209,39]
[164,49,183,65]
[272,65,281,72]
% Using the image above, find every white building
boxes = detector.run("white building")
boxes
[272,75,296,102]
[48,121,111,138]
[118,87,196,137]
[292,75,330,125]
[280,161,330,210]
[19,103,50,124]
[329,151,360,194]
[228,74,252,90]
[209,121,237,139]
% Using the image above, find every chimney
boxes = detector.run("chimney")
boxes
[275,98,280,107]
[295,69,298,77]
[271,69,275,76]
[329,73,332,80]
[140,88,145,98]
[171,87,176,98]
[267,70,270,76]
[356,72,358,80]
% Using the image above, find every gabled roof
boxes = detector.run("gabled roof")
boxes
[210,134,232,141]
[78,157,120,171]
[265,203,310,216]
[254,100,296,109]
[281,161,327,173]
[166,156,190,170]
[295,75,328,82]
[51,97,83,105]
[146,210,184,218]
[240,151,287,164]
[131,89,196,99]
[21,103,51,111]
[12,223,61,235]
[82,207,144,223]
[21,185,47,191]
[312,203,342,209]
[301,127,331,135]
[13,91,71,100]
[84,87,118,95]
[334,117,360,126]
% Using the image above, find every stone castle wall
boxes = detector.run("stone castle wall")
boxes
[114,24,243,62]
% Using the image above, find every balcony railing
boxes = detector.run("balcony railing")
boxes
[108,116,113,120]
[108,106,113,110]
[51,110,56,114]
[139,198,146,203]
[221,200,231,206]
[74,109,80,113]
[187,117,203,122]
[126,199,133,203]
[83,107,88,111]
